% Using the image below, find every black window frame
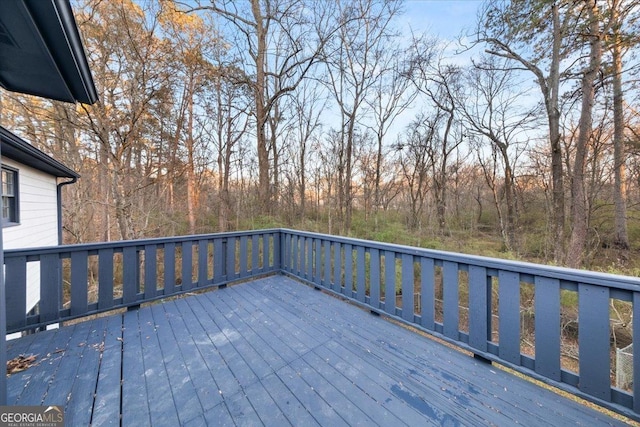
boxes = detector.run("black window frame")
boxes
[1,165,19,226]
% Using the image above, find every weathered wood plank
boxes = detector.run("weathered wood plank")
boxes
[214,238,223,282]
[344,244,353,297]
[121,310,152,426]
[226,237,236,280]
[90,315,123,426]
[239,236,248,278]
[198,239,209,286]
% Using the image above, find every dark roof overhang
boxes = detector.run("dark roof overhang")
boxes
[0,126,79,179]
[0,0,98,104]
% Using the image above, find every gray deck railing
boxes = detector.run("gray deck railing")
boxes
[4,229,279,333]
[4,228,640,420]
[278,229,640,420]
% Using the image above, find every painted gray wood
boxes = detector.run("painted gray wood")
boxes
[384,251,396,315]
[369,248,380,309]
[182,241,193,291]
[214,238,223,281]
[420,257,435,331]
[98,248,114,310]
[332,242,341,292]
[634,291,640,414]
[252,234,260,273]
[4,228,640,419]
[226,237,236,280]
[578,283,611,401]
[401,254,414,322]
[468,265,488,352]
[344,244,353,297]
[323,240,331,287]
[144,245,157,299]
[39,254,59,322]
[534,277,561,381]
[5,276,629,427]
[498,270,520,365]
[443,261,459,340]
[240,236,248,278]
[315,239,322,284]
[199,240,209,285]
[122,246,138,304]
[356,246,366,303]
[70,251,88,316]
[5,256,26,330]
[164,243,176,295]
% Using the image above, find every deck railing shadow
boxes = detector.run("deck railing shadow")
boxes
[4,228,640,420]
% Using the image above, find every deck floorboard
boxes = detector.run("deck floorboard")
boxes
[5,275,630,426]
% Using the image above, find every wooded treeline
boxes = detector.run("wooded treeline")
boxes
[1,0,640,271]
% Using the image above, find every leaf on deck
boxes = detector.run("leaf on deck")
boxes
[6,354,38,375]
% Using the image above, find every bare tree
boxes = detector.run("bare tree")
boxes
[477,0,579,261]
[322,0,402,232]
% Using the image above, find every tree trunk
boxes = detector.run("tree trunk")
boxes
[567,0,601,268]
[611,4,629,251]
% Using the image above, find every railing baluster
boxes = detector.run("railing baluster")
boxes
[468,265,488,352]
[314,238,322,285]
[307,237,313,279]
[144,245,157,299]
[443,261,459,340]
[401,254,414,322]
[578,283,611,401]
[40,254,60,323]
[420,258,435,331]
[199,240,209,286]
[239,236,248,278]
[70,251,88,316]
[122,247,138,303]
[344,243,353,297]
[634,291,640,413]
[534,277,561,381]
[252,234,260,273]
[356,246,366,303]
[5,256,27,330]
[332,242,341,292]
[226,236,236,279]
[164,243,176,295]
[384,251,395,315]
[98,248,114,310]
[369,248,380,310]
[498,270,520,365]
[182,241,193,291]
[214,238,223,281]
[323,240,331,288]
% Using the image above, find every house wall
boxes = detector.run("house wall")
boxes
[2,158,59,312]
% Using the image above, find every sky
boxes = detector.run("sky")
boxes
[402,0,483,41]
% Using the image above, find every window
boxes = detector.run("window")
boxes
[2,166,18,225]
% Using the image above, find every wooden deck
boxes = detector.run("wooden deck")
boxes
[6,276,627,426]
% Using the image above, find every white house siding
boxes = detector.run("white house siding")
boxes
[2,158,59,312]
